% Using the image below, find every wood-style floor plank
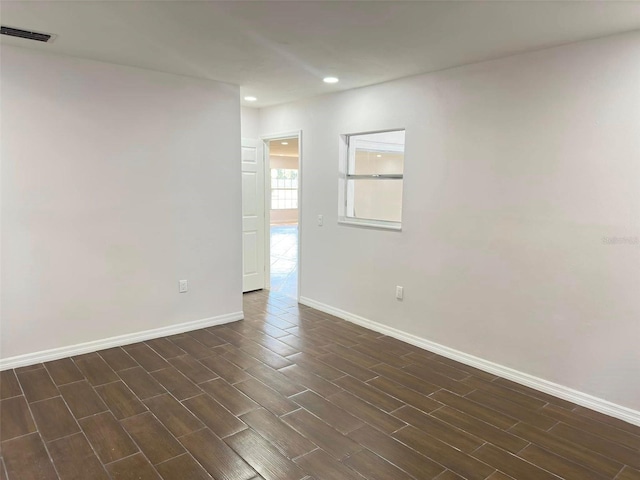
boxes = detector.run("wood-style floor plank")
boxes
[294,449,365,480]
[289,390,363,434]
[225,428,306,480]
[29,396,80,441]
[549,422,640,470]
[2,290,639,480]
[342,448,415,480]
[118,366,167,400]
[0,396,36,441]
[518,444,609,480]
[431,390,519,430]
[16,367,59,402]
[366,375,443,413]
[169,335,216,360]
[98,347,138,372]
[0,370,22,400]
[47,433,110,480]
[508,421,624,477]
[124,344,170,372]
[200,378,259,416]
[150,367,202,401]
[616,466,640,480]
[179,428,255,480]
[105,453,161,480]
[95,381,147,419]
[245,364,306,397]
[465,388,557,430]
[326,390,406,434]
[278,364,342,398]
[143,394,205,438]
[155,454,213,480]
[79,411,139,464]
[234,378,299,417]
[281,408,363,461]
[240,408,316,458]
[472,443,559,480]
[144,338,186,360]
[430,405,529,453]
[199,356,252,384]
[541,404,640,451]
[58,380,108,419]
[182,394,247,438]
[168,355,217,384]
[349,425,445,479]
[121,412,185,464]
[393,425,495,480]
[2,433,58,480]
[73,355,119,387]
[393,404,483,452]
[333,374,404,412]
[43,358,84,386]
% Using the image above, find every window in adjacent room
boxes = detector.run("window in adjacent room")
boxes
[339,129,405,230]
[271,168,298,210]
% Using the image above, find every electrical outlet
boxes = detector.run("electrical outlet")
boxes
[317,214,323,226]
[179,279,188,293]
[396,286,404,300]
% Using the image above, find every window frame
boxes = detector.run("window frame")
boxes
[338,129,405,231]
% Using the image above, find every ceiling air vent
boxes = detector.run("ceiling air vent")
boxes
[1,25,56,43]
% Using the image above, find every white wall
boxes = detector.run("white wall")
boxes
[259,32,640,411]
[270,156,298,170]
[270,210,298,225]
[241,106,260,140]
[1,46,242,360]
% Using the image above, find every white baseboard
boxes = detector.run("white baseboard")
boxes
[0,311,244,371]
[299,296,640,427]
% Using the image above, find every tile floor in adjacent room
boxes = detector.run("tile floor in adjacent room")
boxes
[1,290,639,480]
[270,224,298,299]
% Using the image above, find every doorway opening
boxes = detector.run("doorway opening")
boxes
[267,136,299,299]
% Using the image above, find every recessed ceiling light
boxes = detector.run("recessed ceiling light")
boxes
[281,142,289,145]
[376,154,382,158]
[244,96,257,102]
[323,77,339,84]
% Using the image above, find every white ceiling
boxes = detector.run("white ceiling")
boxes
[269,137,299,157]
[2,1,640,107]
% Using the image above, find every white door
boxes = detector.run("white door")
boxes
[241,138,265,292]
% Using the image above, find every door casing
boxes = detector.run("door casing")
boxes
[261,130,302,301]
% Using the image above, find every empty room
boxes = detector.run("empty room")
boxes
[1,2,639,480]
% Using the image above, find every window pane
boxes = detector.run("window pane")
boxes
[271,188,298,210]
[270,170,298,208]
[347,178,403,223]
[348,130,405,176]
[271,190,281,209]
[352,150,404,175]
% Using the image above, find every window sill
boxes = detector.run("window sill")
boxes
[338,217,402,231]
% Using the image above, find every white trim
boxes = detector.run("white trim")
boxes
[299,296,640,427]
[261,130,303,302]
[0,311,243,371]
[351,138,405,154]
[339,129,405,230]
[338,217,402,231]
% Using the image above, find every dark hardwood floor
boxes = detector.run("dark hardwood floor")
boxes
[1,290,639,479]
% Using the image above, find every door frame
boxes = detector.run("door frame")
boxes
[261,130,302,301]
